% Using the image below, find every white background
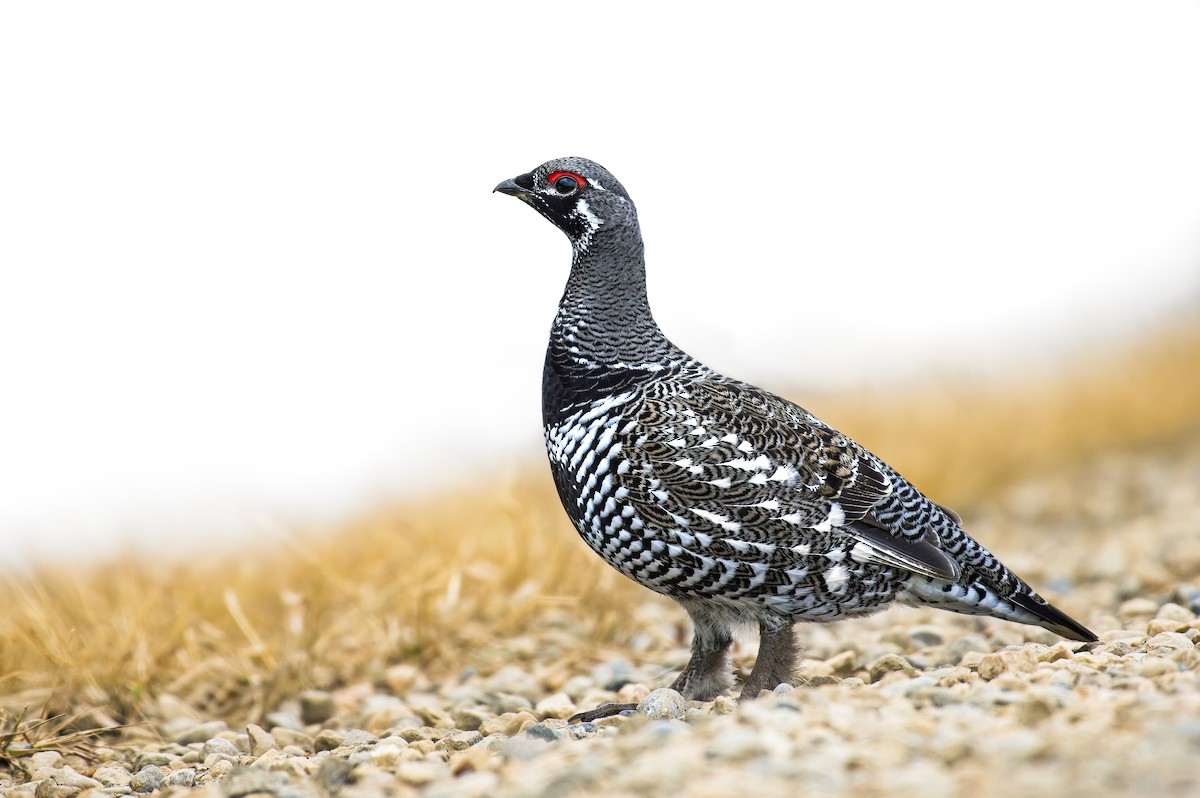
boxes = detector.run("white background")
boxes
[2,2,1198,566]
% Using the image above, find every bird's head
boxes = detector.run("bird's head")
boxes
[494,157,637,252]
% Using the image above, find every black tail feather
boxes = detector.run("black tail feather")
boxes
[1009,591,1098,643]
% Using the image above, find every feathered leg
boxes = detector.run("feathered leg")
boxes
[669,603,735,701]
[739,619,798,699]
[569,602,734,722]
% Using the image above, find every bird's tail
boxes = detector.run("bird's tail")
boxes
[898,576,1097,643]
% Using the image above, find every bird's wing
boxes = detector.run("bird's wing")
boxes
[621,378,958,580]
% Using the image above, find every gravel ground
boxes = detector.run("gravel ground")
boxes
[3,440,1199,798]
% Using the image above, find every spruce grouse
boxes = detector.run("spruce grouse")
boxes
[495,156,1097,721]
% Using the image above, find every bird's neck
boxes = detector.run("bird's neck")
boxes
[550,231,674,371]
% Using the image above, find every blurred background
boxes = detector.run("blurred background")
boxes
[2,1,1198,567]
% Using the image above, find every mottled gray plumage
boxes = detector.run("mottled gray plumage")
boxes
[495,157,1096,720]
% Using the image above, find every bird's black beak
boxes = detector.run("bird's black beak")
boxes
[493,177,527,197]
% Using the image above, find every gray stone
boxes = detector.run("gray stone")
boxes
[868,653,918,682]
[208,759,234,779]
[945,634,993,663]
[523,723,564,742]
[908,625,947,648]
[484,666,541,700]
[434,731,484,752]
[219,767,288,797]
[164,768,195,788]
[271,728,313,751]
[706,726,764,760]
[264,712,304,732]
[368,743,406,768]
[487,692,533,714]
[395,760,447,786]
[590,660,635,691]
[978,647,1040,680]
[128,766,163,794]
[824,650,858,676]
[1145,631,1195,655]
[90,768,131,788]
[451,707,491,731]
[200,738,240,760]
[246,724,277,757]
[27,752,64,770]
[51,769,101,791]
[637,688,686,720]
[499,735,551,761]
[479,711,537,737]
[34,780,77,798]
[561,675,595,700]
[312,729,345,752]
[130,754,173,772]
[534,692,576,720]
[299,691,336,726]
[171,721,228,745]
[563,722,602,740]
[340,730,378,748]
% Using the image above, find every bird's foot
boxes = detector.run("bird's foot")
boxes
[738,680,787,701]
[568,702,639,723]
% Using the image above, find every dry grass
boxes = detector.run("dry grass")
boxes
[1,314,1199,731]
[0,704,126,776]
[803,315,1200,509]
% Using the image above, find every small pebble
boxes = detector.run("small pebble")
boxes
[534,692,576,720]
[51,769,101,791]
[868,653,918,682]
[521,722,564,743]
[27,753,64,770]
[486,692,533,714]
[164,768,196,788]
[271,728,314,751]
[299,690,336,726]
[90,768,130,788]
[312,729,345,752]
[824,650,857,676]
[977,647,1039,680]
[263,711,304,732]
[34,781,76,798]
[200,738,240,760]
[130,753,173,772]
[435,731,484,752]
[499,735,550,762]
[396,760,446,786]
[369,743,406,768]
[1145,631,1194,655]
[127,767,163,794]
[706,726,763,761]
[451,707,491,731]
[172,721,228,745]
[484,667,541,700]
[637,688,686,720]
[479,711,538,737]
[590,660,635,691]
[245,724,277,757]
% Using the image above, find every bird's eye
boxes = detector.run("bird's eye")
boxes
[548,171,585,194]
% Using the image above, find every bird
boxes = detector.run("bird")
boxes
[494,156,1097,722]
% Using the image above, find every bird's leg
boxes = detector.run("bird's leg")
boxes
[739,619,798,700]
[569,604,734,723]
[669,606,735,701]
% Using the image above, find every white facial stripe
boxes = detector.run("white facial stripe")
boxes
[574,199,602,233]
[571,198,603,251]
